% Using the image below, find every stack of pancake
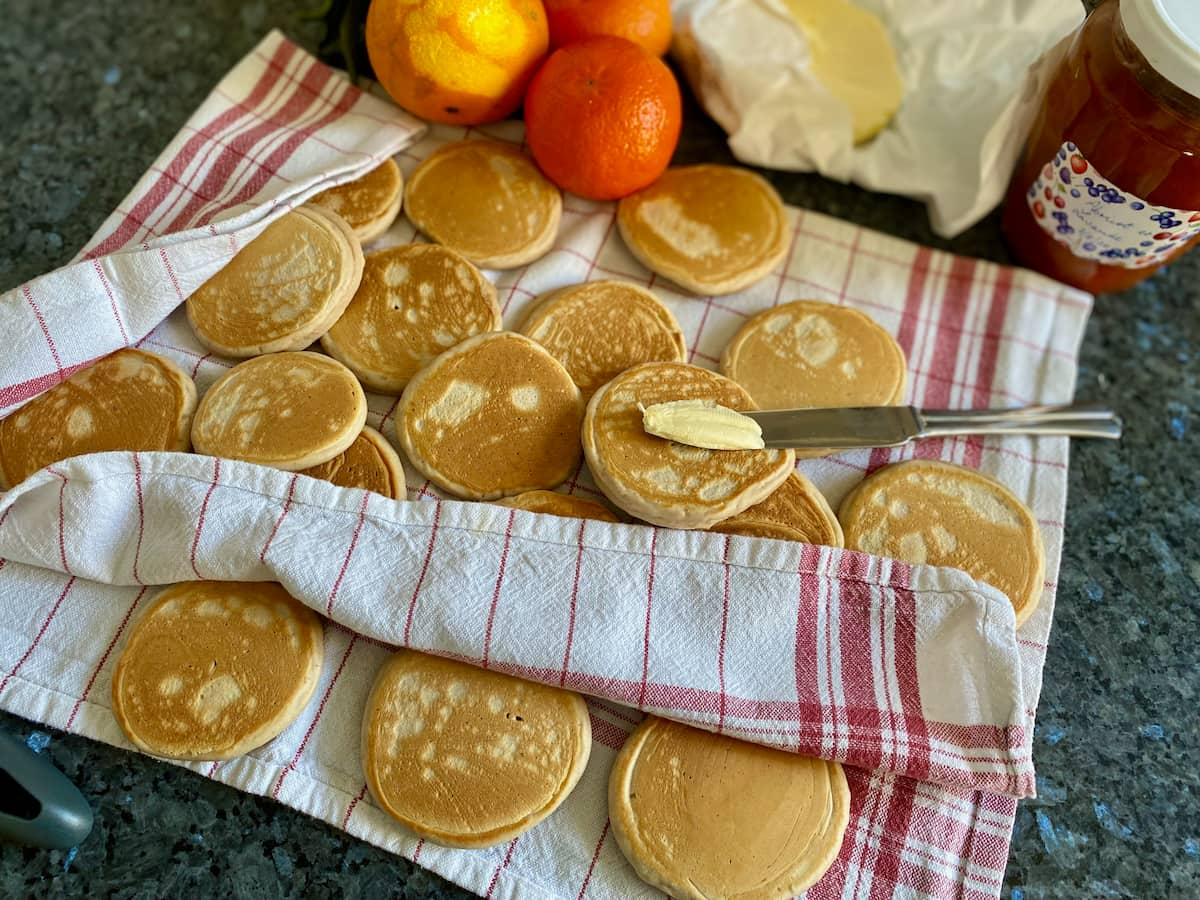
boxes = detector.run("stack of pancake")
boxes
[0,144,1046,898]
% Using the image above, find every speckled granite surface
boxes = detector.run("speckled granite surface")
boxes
[1,1,1197,897]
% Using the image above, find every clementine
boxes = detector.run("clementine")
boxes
[524,36,682,200]
[365,0,549,125]
[543,0,672,56]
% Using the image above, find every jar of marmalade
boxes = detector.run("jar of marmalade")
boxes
[1002,0,1200,293]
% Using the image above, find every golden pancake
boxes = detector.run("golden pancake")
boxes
[298,426,406,499]
[320,244,502,394]
[609,717,850,900]
[582,362,795,529]
[186,205,364,358]
[519,280,686,400]
[362,651,591,849]
[396,332,584,500]
[617,165,789,296]
[714,472,844,547]
[722,300,907,410]
[497,490,620,523]
[405,140,562,269]
[309,157,404,243]
[838,460,1046,626]
[111,582,323,761]
[0,349,196,489]
[191,351,367,471]
[710,519,811,542]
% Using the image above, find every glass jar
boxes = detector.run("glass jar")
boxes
[1001,0,1200,293]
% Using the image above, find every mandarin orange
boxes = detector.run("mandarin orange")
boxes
[365,0,549,125]
[524,36,682,200]
[543,0,672,56]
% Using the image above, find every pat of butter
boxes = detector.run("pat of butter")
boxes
[782,0,904,145]
[641,400,765,450]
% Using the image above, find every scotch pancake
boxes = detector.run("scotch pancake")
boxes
[609,717,850,900]
[405,140,562,269]
[839,460,1045,626]
[191,351,367,471]
[320,244,502,394]
[111,582,323,761]
[298,426,406,499]
[519,281,686,400]
[722,300,907,410]
[497,490,620,523]
[710,520,812,542]
[617,165,789,296]
[309,157,404,243]
[362,651,591,849]
[396,332,584,500]
[582,362,795,529]
[186,205,364,358]
[713,472,844,547]
[0,349,196,489]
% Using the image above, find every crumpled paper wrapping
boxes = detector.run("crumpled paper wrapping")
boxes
[671,0,1084,237]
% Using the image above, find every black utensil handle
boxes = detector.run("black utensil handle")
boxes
[0,729,93,849]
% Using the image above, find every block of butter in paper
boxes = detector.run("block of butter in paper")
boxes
[782,0,903,145]
[670,0,1083,237]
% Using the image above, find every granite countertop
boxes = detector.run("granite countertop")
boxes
[1,1,1197,897]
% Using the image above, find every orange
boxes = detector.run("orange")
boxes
[524,36,682,200]
[365,0,549,126]
[543,0,672,57]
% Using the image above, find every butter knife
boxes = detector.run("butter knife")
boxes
[745,404,1122,450]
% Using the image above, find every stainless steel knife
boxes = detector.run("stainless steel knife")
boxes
[744,403,1122,450]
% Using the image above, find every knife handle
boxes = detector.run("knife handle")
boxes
[0,729,93,849]
[919,405,1122,440]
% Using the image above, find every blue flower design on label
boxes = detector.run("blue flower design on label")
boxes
[1026,142,1200,269]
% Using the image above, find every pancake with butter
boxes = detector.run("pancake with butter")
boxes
[111,581,323,761]
[712,472,844,547]
[583,362,794,529]
[362,650,591,849]
[397,332,584,500]
[617,165,789,296]
[839,460,1045,626]
[520,280,686,400]
[186,205,364,358]
[320,244,501,394]
[298,426,406,499]
[309,157,404,243]
[191,351,366,470]
[0,349,196,489]
[405,140,562,269]
[722,300,906,411]
[609,717,850,900]
[497,490,620,523]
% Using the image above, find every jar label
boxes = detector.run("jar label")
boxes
[1026,142,1200,269]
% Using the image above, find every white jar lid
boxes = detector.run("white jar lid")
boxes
[1121,0,1200,99]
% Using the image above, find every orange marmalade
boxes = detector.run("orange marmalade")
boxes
[1002,0,1200,293]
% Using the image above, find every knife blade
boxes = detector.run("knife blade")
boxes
[744,405,1122,450]
[746,407,924,449]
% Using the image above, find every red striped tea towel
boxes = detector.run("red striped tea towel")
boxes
[0,31,1093,900]
[0,32,424,418]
